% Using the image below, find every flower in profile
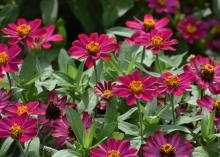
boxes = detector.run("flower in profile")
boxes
[184,55,220,94]
[0,88,13,113]
[95,81,116,99]
[142,131,194,157]
[2,18,41,45]
[30,25,63,50]
[157,72,194,96]
[0,113,37,142]
[2,101,44,117]
[114,71,157,106]
[146,0,179,14]
[91,137,138,157]
[126,14,169,33]
[52,112,92,146]
[177,16,206,44]
[0,44,23,72]
[68,32,117,68]
[135,29,178,54]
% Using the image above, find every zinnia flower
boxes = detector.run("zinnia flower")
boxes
[0,113,37,142]
[95,80,116,99]
[2,101,44,117]
[2,18,41,45]
[157,72,194,96]
[114,71,157,106]
[142,131,194,157]
[68,32,117,68]
[184,55,220,94]
[146,0,179,14]
[0,44,23,72]
[52,112,92,146]
[0,88,13,113]
[177,16,207,44]
[91,137,138,157]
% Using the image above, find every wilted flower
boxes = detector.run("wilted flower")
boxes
[68,32,117,68]
[0,88,13,112]
[91,137,138,157]
[0,113,37,142]
[95,81,116,99]
[114,71,157,106]
[142,131,194,157]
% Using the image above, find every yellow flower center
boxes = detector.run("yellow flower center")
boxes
[160,143,176,157]
[201,64,215,82]
[10,123,22,139]
[129,80,144,93]
[86,41,101,55]
[17,105,28,115]
[144,19,155,31]
[107,150,120,157]
[157,0,166,6]
[166,75,180,88]
[17,24,31,37]
[186,24,197,34]
[213,100,220,116]
[151,36,164,47]
[0,78,3,83]
[0,52,9,66]
[103,90,112,96]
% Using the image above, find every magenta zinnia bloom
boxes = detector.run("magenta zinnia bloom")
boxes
[0,88,13,113]
[157,72,194,96]
[146,0,179,14]
[68,32,117,68]
[177,16,206,44]
[2,101,44,117]
[30,25,63,49]
[91,137,138,157]
[2,18,41,45]
[0,113,37,142]
[184,55,220,94]
[0,44,22,72]
[52,112,92,146]
[114,71,157,106]
[135,29,178,54]
[95,81,116,99]
[142,131,194,157]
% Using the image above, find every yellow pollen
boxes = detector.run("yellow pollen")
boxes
[144,19,155,31]
[157,0,166,6]
[10,123,22,139]
[129,80,144,93]
[107,150,120,157]
[166,75,180,88]
[151,36,164,47]
[17,24,31,37]
[103,90,112,96]
[213,100,220,108]
[17,105,28,115]
[0,52,9,66]
[186,24,197,34]
[86,41,101,55]
[0,78,3,83]
[201,64,215,82]
[160,143,176,156]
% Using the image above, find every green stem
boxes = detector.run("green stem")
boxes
[155,54,162,73]
[141,46,146,65]
[200,89,204,97]
[17,141,26,157]
[137,101,144,144]
[169,95,176,124]
[6,72,12,88]
[94,61,98,82]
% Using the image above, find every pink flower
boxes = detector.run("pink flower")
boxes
[197,95,220,114]
[0,113,37,142]
[68,32,117,68]
[2,101,44,117]
[177,16,207,44]
[114,71,157,106]
[95,81,116,99]
[30,25,63,49]
[157,72,194,96]
[0,44,23,72]
[142,131,194,157]
[146,0,179,14]
[91,137,138,157]
[2,18,41,45]
[184,55,220,94]
[126,14,169,33]
[135,29,178,54]
[52,112,92,146]
[0,88,13,113]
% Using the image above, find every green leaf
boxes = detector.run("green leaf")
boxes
[52,149,80,157]
[66,108,86,145]
[177,115,202,125]
[212,0,220,20]
[160,125,191,134]
[118,107,137,121]
[40,0,58,24]
[58,49,71,73]
[192,146,209,157]
[24,137,40,157]
[84,123,96,148]
[107,27,135,37]
[118,121,139,136]
[0,137,14,157]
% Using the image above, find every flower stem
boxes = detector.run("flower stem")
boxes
[141,46,146,65]
[17,141,26,157]
[155,54,162,73]
[6,72,12,88]
[94,61,98,82]
[169,95,176,124]
[137,101,144,144]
